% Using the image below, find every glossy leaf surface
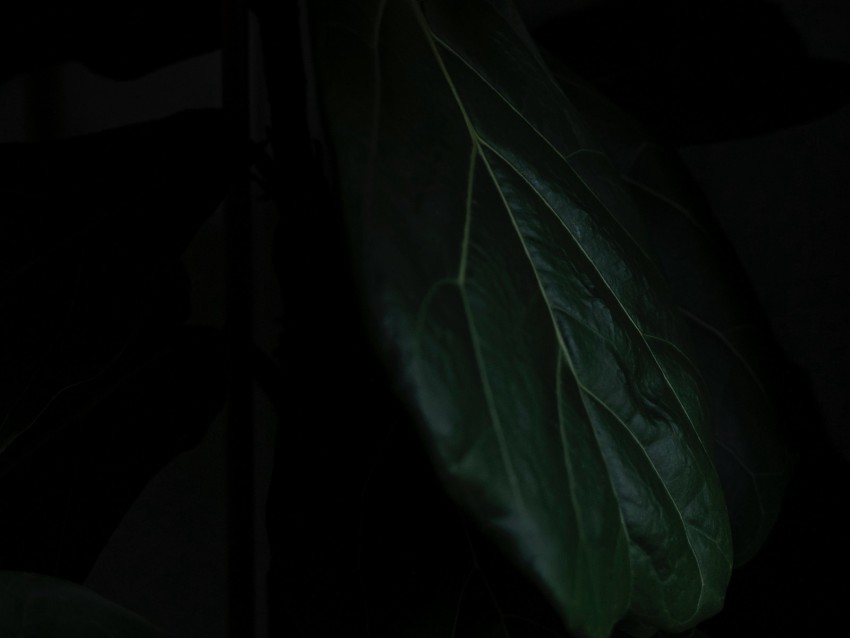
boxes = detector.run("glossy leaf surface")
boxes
[554,67,795,566]
[311,0,732,635]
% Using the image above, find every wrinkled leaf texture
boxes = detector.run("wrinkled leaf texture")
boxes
[548,64,794,566]
[312,0,732,636]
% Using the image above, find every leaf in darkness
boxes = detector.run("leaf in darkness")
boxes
[310,0,733,635]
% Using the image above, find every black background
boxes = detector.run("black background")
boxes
[1,0,849,636]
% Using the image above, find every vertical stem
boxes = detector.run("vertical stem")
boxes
[221,0,254,635]
[254,2,320,636]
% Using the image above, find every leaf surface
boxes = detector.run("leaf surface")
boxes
[311,0,732,634]
[0,571,165,637]
[552,66,795,566]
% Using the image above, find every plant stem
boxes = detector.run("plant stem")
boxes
[221,0,255,635]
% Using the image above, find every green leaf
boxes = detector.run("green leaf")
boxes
[0,571,165,637]
[310,0,732,635]
[550,65,796,566]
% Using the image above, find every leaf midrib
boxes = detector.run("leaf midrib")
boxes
[425,30,711,464]
[408,0,695,512]
[403,0,726,620]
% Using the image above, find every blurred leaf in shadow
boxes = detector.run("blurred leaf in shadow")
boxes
[0,0,220,81]
[531,0,850,145]
[0,571,165,637]
[0,325,227,583]
[0,108,228,455]
[0,108,233,583]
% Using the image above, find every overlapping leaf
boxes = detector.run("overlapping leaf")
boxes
[552,66,795,566]
[311,0,732,635]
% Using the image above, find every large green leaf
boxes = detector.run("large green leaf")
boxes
[310,0,732,635]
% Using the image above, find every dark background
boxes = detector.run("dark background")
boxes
[1,0,849,636]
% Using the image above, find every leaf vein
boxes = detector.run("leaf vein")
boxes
[432,35,653,263]
[480,138,709,461]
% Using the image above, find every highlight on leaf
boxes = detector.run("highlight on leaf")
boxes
[309,0,747,635]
